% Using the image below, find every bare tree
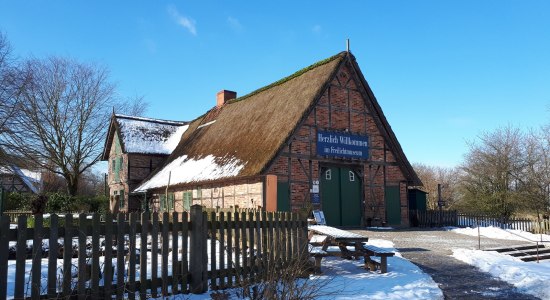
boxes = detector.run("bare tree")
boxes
[458,126,526,220]
[412,163,460,210]
[0,32,28,166]
[3,56,146,196]
[517,128,550,217]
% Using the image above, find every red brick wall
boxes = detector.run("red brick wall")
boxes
[267,61,411,226]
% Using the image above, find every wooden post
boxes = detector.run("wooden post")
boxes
[32,214,43,300]
[14,215,27,298]
[437,184,442,227]
[0,188,5,216]
[190,205,207,293]
[0,215,9,299]
[47,214,59,298]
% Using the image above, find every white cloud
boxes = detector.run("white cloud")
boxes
[167,6,197,36]
[227,16,243,32]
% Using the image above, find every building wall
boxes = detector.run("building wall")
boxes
[107,133,168,212]
[148,178,264,212]
[267,61,410,226]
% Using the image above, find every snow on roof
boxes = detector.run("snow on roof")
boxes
[0,166,11,174]
[135,154,245,192]
[0,165,41,193]
[117,116,189,155]
[20,169,41,183]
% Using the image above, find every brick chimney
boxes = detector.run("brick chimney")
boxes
[216,90,237,107]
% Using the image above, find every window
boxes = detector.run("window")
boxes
[113,157,121,182]
[325,169,332,180]
[349,171,355,182]
[183,191,192,211]
[117,157,123,172]
[119,189,125,209]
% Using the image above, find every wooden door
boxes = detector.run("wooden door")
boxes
[385,186,401,225]
[320,166,362,226]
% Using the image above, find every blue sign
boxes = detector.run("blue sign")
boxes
[311,193,320,204]
[316,130,369,159]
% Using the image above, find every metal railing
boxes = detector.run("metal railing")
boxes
[474,219,550,263]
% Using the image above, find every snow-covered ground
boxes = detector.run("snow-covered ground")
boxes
[174,238,443,300]
[449,226,550,299]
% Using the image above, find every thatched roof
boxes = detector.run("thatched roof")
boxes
[135,51,421,191]
[101,114,188,159]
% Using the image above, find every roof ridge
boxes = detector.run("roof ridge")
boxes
[115,114,188,125]
[226,51,348,105]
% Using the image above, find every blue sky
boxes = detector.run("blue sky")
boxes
[1,1,549,168]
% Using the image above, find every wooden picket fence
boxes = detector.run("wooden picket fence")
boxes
[0,205,308,299]
[2,210,33,223]
[409,210,458,227]
[457,214,550,234]
[410,210,550,234]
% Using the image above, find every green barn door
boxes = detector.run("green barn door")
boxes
[277,181,290,212]
[321,167,362,226]
[321,167,341,226]
[340,167,361,226]
[385,186,401,225]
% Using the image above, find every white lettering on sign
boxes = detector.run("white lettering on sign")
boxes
[317,130,369,159]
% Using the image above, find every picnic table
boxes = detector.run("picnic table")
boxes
[308,225,394,273]
[308,225,369,255]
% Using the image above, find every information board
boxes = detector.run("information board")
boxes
[316,130,369,159]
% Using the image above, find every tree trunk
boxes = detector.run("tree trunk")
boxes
[67,175,79,197]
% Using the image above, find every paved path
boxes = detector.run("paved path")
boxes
[352,228,540,300]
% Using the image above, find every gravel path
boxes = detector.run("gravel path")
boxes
[351,228,540,300]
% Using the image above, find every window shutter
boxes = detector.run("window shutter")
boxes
[168,193,175,211]
[183,192,191,211]
[160,194,166,211]
[119,189,125,209]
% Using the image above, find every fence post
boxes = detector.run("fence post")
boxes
[189,205,208,294]
[0,188,5,217]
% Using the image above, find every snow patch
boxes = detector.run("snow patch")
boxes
[453,248,550,299]
[136,155,245,191]
[117,117,188,155]
[447,226,550,244]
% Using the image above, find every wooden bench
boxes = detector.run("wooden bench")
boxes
[362,245,395,273]
[308,244,329,273]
